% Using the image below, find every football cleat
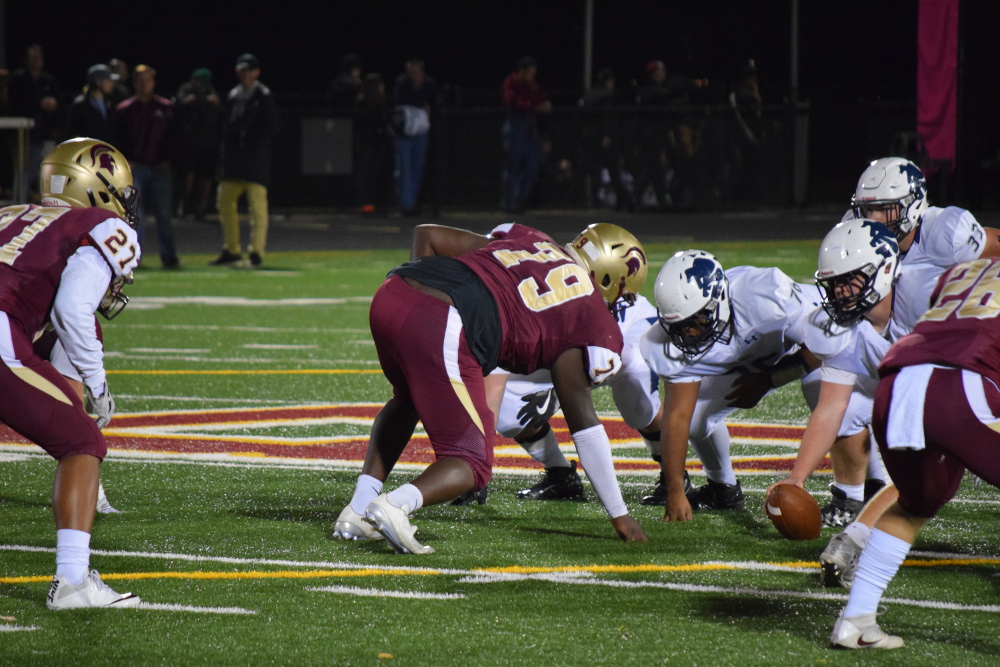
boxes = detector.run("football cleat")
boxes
[515,461,585,501]
[364,495,434,555]
[450,487,489,506]
[819,531,864,588]
[686,478,745,510]
[46,570,140,610]
[333,505,383,541]
[822,486,865,527]
[209,250,242,266]
[830,612,904,650]
[95,482,121,514]
[640,470,692,505]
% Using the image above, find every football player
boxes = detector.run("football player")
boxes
[485,223,663,503]
[640,250,820,522]
[334,222,648,553]
[817,158,1000,586]
[829,257,1000,650]
[0,138,141,608]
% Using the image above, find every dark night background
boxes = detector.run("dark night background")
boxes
[4,0,1000,207]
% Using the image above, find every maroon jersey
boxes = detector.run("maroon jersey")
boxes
[880,258,1000,384]
[456,223,623,376]
[0,204,137,336]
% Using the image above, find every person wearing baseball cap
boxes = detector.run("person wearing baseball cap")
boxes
[64,64,119,143]
[210,53,279,268]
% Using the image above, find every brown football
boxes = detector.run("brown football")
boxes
[765,484,822,540]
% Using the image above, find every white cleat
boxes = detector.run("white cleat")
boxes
[96,482,122,514]
[46,570,141,610]
[830,612,904,650]
[819,531,863,588]
[364,494,435,555]
[333,505,383,541]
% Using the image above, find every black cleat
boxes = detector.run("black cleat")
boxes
[210,250,242,266]
[821,486,864,527]
[686,478,746,510]
[640,470,692,505]
[515,461,585,500]
[450,487,489,506]
[864,478,886,502]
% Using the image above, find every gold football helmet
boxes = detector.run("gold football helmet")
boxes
[40,138,139,225]
[566,223,648,308]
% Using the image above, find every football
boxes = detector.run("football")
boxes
[765,484,822,540]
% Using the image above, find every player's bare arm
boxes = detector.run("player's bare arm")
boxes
[551,348,648,542]
[661,379,700,522]
[410,224,491,260]
[767,379,852,496]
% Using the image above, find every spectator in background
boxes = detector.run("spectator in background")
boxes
[631,60,672,210]
[108,58,132,107]
[328,53,363,110]
[354,73,394,215]
[116,64,180,269]
[501,55,551,214]
[176,68,222,221]
[211,53,280,268]
[392,58,440,216]
[7,44,59,198]
[728,58,767,204]
[64,64,119,146]
[579,67,634,211]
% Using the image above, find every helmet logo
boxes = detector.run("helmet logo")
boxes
[897,162,925,200]
[88,144,118,174]
[861,219,899,259]
[685,257,724,298]
[625,250,644,277]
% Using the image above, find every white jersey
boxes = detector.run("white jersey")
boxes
[893,205,984,333]
[843,205,984,337]
[640,266,810,383]
[803,306,894,398]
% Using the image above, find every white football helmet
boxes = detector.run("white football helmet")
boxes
[654,250,731,355]
[565,223,648,309]
[850,157,928,241]
[815,219,900,326]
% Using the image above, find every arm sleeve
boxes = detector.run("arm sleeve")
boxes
[50,247,112,394]
[572,424,628,518]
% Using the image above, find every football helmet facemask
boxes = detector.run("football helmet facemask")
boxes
[654,250,732,356]
[850,157,928,241]
[566,223,648,310]
[815,219,900,326]
[40,138,140,226]
[98,272,133,320]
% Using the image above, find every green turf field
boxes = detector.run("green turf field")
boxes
[2,242,999,665]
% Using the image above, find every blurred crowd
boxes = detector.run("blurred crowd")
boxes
[0,44,781,221]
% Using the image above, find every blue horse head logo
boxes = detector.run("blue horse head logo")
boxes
[861,220,899,260]
[685,257,724,298]
[897,162,926,202]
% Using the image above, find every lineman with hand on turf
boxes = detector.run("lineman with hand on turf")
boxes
[817,157,1000,586]
[0,138,141,609]
[335,222,648,553]
[486,224,662,503]
[830,257,1000,650]
[640,250,820,522]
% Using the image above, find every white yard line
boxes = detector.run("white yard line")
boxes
[137,603,257,615]
[0,624,40,632]
[306,586,466,600]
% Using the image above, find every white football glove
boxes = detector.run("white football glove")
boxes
[85,383,116,429]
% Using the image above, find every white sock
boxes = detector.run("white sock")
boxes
[386,483,424,512]
[834,482,865,502]
[55,529,91,586]
[843,528,911,618]
[844,522,872,548]
[691,424,737,486]
[522,427,569,469]
[350,474,383,515]
[867,444,887,482]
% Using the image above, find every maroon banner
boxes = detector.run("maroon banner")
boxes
[917,0,959,168]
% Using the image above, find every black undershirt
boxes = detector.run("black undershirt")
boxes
[388,255,501,373]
